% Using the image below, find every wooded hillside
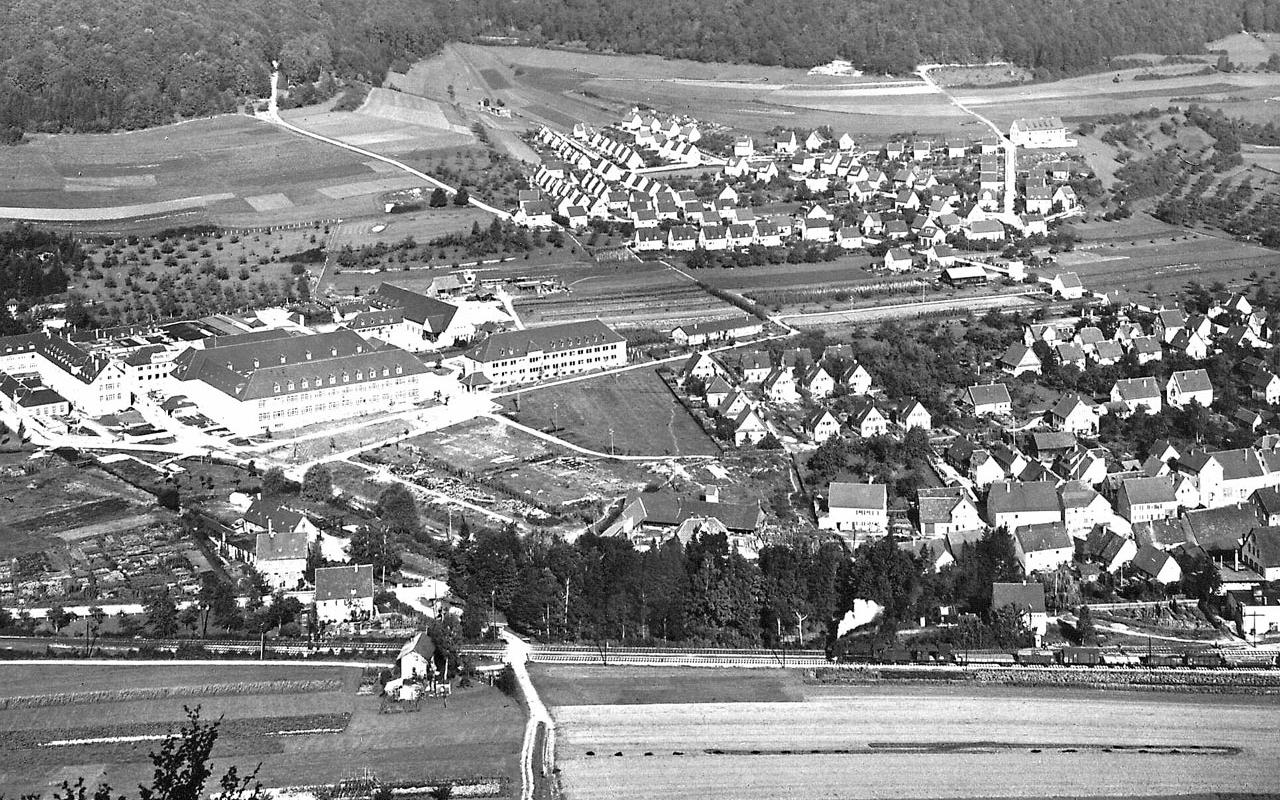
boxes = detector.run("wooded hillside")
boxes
[4,0,1280,134]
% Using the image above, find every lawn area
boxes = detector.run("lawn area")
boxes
[529,665,802,706]
[0,663,523,796]
[502,368,720,457]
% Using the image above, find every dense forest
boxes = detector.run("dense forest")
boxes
[0,224,77,313]
[7,0,1280,134]
[0,0,459,133]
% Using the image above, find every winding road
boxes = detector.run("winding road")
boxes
[258,67,510,220]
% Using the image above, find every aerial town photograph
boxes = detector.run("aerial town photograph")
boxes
[3,1,1280,799]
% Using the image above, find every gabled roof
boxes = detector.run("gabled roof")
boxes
[1113,377,1160,401]
[989,481,1060,516]
[1014,521,1071,553]
[1119,476,1176,506]
[242,498,309,533]
[829,482,886,511]
[967,383,1011,407]
[918,486,972,525]
[255,530,308,561]
[1184,502,1259,552]
[992,582,1046,614]
[397,631,436,664]
[1132,517,1193,550]
[1246,526,1280,568]
[1171,368,1213,393]
[629,490,763,532]
[315,564,374,602]
[1131,544,1175,578]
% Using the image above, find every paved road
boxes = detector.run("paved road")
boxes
[554,687,1280,799]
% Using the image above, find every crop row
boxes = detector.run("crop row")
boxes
[0,679,344,710]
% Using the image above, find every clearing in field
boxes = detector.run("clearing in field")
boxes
[548,677,1280,800]
[0,663,523,797]
[501,367,720,458]
[403,417,660,508]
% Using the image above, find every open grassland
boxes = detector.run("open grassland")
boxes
[0,663,522,797]
[398,44,972,138]
[501,367,720,457]
[1209,32,1280,67]
[550,680,1280,800]
[958,66,1280,129]
[280,88,475,157]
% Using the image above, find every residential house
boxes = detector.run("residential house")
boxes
[1117,476,1179,523]
[763,367,800,404]
[1176,449,1279,509]
[671,317,764,347]
[847,399,890,438]
[314,564,375,624]
[806,408,842,444]
[1049,272,1083,300]
[986,480,1061,531]
[1128,336,1163,364]
[1013,521,1074,573]
[1131,544,1183,584]
[731,405,770,446]
[819,482,888,535]
[1167,369,1213,409]
[918,487,983,537]
[999,343,1042,376]
[991,582,1049,639]
[1060,481,1112,537]
[1251,370,1280,405]
[1110,377,1162,416]
[254,531,308,591]
[1253,486,1280,526]
[1050,394,1098,437]
[679,351,726,382]
[966,383,1012,416]
[884,248,913,272]
[1241,527,1280,581]
[1083,527,1138,573]
[894,399,932,431]
[717,388,752,419]
[801,364,836,399]
[704,375,733,408]
[841,362,873,395]
[395,632,438,681]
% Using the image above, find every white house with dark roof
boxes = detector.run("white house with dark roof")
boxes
[366,282,471,350]
[315,564,375,624]
[819,482,888,535]
[841,362,873,395]
[1117,476,1179,523]
[965,383,1012,416]
[999,343,1041,376]
[917,487,982,537]
[1167,369,1214,409]
[806,407,841,444]
[1110,377,1162,416]
[671,317,763,347]
[461,320,626,387]
[1050,394,1098,437]
[987,480,1061,531]
[1013,521,1074,573]
[1049,272,1083,300]
[992,582,1049,638]
[254,530,308,591]
[1131,544,1182,584]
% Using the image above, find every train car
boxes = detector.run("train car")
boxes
[1186,651,1226,668]
[1140,654,1183,668]
[1058,646,1103,666]
[1100,652,1141,667]
[1016,649,1056,666]
[963,651,1017,666]
[884,648,914,665]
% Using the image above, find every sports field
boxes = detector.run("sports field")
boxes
[0,662,523,797]
[547,675,1280,800]
[502,368,720,458]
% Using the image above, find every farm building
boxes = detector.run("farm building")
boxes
[941,265,987,287]
[670,317,764,347]
[315,564,375,624]
[461,320,627,388]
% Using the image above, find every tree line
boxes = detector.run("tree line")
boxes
[446,521,1028,649]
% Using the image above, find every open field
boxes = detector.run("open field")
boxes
[0,662,522,796]
[0,116,418,229]
[501,368,720,457]
[280,89,475,158]
[531,666,803,705]
[515,262,741,330]
[550,680,1280,800]
[1209,32,1280,68]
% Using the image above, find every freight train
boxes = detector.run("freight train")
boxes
[832,642,1277,668]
